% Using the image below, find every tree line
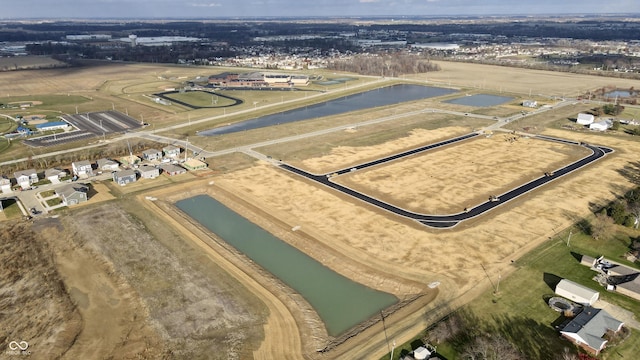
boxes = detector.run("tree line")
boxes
[327,53,440,77]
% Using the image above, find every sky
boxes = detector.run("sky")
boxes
[2,0,639,19]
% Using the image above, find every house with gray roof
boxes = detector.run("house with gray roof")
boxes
[45,168,67,184]
[160,163,186,176]
[139,165,160,179]
[142,148,163,161]
[560,306,624,355]
[56,184,88,206]
[162,145,181,158]
[96,158,120,172]
[14,169,38,189]
[113,169,137,185]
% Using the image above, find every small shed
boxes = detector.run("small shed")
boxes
[577,113,595,125]
[589,119,612,131]
[555,279,599,306]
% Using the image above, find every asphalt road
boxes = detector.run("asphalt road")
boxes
[279,135,613,228]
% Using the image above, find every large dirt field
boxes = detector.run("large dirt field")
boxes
[332,132,592,214]
[4,61,640,360]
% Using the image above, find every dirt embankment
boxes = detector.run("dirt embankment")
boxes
[0,221,81,359]
[61,202,268,359]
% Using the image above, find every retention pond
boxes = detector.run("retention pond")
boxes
[199,84,457,136]
[176,194,398,336]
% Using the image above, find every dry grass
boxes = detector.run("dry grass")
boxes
[0,221,81,359]
[333,133,591,214]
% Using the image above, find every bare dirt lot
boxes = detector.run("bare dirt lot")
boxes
[333,133,592,214]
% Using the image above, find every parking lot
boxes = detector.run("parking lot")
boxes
[24,110,143,147]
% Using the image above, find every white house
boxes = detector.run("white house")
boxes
[142,148,163,161]
[96,158,120,172]
[555,279,600,306]
[14,169,38,189]
[522,100,537,108]
[72,161,94,177]
[139,165,160,179]
[589,119,613,131]
[560,307,624,355]
[577,113,595,125]
[0,176,12,194]
[162,145,181,158]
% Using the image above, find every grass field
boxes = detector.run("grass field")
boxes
[161,90,238,107]
[384,226,640,360]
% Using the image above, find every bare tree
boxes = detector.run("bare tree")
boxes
[460,334,525,360]
[591,212,614,240]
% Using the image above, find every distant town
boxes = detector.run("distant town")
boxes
[1,15,640,76]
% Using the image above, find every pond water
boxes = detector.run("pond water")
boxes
[199,84,457,136]
[445,94,513,107]
[176,194,398,336]
[605,90,634,98]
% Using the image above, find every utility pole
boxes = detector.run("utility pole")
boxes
[567,230,573,247]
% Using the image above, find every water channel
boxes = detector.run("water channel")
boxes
[176,194,398,336]
[199,84,457,136]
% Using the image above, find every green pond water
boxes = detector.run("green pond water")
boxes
[176,194,398,336]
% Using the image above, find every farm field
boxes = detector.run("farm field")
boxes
[2,60,640,359]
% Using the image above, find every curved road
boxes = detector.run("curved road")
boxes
[279,134,613,228]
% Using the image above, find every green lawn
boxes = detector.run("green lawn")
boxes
[162,90,238,108]
[384,226,640,360]
[1,198,23,219]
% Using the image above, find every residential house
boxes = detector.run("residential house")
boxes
[139,165,160,179]
[162,145,181,158]
[112,169,137,185]
[142,148,163,161]
[183,158,207,171]
[56,184,88,205]
[96,158,120,172]
[0,176,12,194]
[555,279,600,306]
[577,113,595,125]
[72,160,94,178]
[560,306,624,355]
[160,163,186,176]
[14,169,38,189]
[44,168,67,184]
[522,100,537,108]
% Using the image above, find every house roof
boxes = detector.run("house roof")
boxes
[14,169,37,178]
[160,163,185,173]
[114,169,137,178]
[556,279,599,302]
[35,121,69,129]
[561,307,623,351]
[73,160,92,167]
[57,184,88,198]
[96,158,118,167]
[162,145,180,152]
[143,148,162,155]
[139,165,159,174]
[44,168,67,177]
